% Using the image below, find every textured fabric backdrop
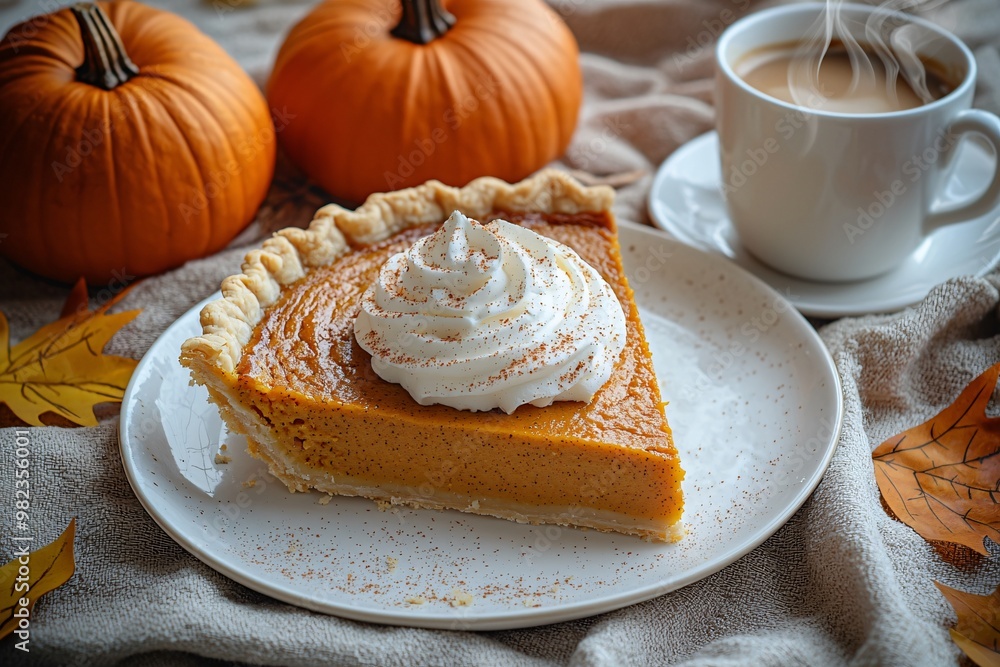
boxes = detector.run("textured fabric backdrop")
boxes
[1,0,999,665]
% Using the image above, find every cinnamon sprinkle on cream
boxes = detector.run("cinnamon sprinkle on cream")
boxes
[354,210,626,414]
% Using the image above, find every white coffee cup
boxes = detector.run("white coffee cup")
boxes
[715,3,1000,282]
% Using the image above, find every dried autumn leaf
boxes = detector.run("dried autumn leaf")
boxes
[0,280,140,427]
[935,582,1000,667]
[58,277,91,319]
[0,519,76,641]
[872,363,1000,554]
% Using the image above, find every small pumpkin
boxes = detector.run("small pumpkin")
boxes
[267,0,582,203]
[0,1,275,284]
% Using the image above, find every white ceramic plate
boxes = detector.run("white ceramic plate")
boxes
[648,131,1000,319]
[119,222,842,630]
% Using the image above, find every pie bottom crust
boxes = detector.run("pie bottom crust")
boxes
[201,369,683,542]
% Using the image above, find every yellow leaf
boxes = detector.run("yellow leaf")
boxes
[0,518,76,641]
[0,281,140,427]
[935,582,1000,667]
[872,363,1000,554]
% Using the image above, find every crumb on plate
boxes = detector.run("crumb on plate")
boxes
[450,588,474,607]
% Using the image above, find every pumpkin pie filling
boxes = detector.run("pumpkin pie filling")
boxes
[182,171,684,540]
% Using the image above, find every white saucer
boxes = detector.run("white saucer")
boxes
[648,131,1000,318]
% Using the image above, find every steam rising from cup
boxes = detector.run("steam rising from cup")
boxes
[788,0,949,109]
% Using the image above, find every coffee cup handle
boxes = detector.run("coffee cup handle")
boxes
[925,109,1000,233]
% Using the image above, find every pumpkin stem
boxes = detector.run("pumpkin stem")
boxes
[71,3,139,91]
[391,0,455,44]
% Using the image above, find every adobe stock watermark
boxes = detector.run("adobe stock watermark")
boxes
[974,215,1000,276]
[844,125,960,243]
[49,68,170,183]
[3,0,64,54]
[411,442,476,507]
[680,287,799,403]
[339,4,396,63]
[382,316,480,516]
[775,415,838,489]
[547,0,586,19]
[178,106,296,222]
[397,315,430,351]
[722,86,832,195]
[207,0,256,20]
[522,460,629,565]
[10,429,33,652]
[629,244,675,285]
[199,470,272,545]
[672,0,752,71]
[51,121,109,182]
[63,270,136,318]
[383,74,501,189]
[566,115,630,173]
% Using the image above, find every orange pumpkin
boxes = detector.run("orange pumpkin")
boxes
[267,0,582,203]
[0,1,275,284]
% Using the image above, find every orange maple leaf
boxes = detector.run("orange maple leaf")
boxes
[0,278,140,427]
[872,362,1000,554]
[935,582,1000,667]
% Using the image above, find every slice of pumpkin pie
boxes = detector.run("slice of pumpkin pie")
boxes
[181,170,684,541]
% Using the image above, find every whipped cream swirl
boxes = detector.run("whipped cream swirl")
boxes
[354,210,627,414]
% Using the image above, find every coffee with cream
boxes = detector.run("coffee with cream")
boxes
[736,42,955,114]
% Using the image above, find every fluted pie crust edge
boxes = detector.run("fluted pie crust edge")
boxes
[180,169,613,375]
